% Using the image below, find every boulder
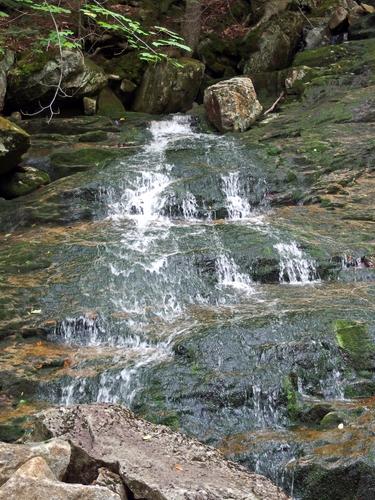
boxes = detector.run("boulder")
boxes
[31,404,289,500]
[0,116,30,175]
[0,165,50,199]
[204,77,263,132]
[0,456,121,500]
[133,58,205,114]
[7,50,107,109]
[0,438,71,485]
[242,12,304,74]
[83,96,97,116]
[0,50,14,113]
[97,87,126,119]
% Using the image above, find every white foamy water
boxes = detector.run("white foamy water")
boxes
[222,172,252,220]
[275,241,319,285]
[216,255,255,294]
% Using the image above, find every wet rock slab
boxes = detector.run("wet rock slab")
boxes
[31,403,289,499]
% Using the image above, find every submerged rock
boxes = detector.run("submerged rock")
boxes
[31,403,289,499]
[204,77,263,132]
[133,58,204,114]
[0,116,30,176]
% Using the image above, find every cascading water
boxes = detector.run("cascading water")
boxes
[275,241,319,284]
[42,114,339,498]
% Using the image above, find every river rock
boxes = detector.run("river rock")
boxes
[204,77,263,132]
[0,116,30,175]
[0,50,14,113]
[0,456,121,500]
[0,438,71,485]
[133,58,205,114]
[31,404,289,499]
[7,50,107,109]
[0,165,50,199]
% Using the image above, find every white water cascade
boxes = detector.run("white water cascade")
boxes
[275,241,319,284]
[52,114,322,410]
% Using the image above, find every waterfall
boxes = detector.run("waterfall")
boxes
[222,172,252,219]
[275,242,319,284]
[51,114,323,414]
[216,255,254,294]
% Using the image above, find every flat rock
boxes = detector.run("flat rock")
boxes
[31,404,289,500]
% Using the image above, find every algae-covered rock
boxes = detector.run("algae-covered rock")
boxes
[0,117,30,175]
[133,58,205,114]
[334,319,375,370]
[204,76,263,132]
[49,148,114,179]
[97,87,126,119]
[7,50,107,109]
[0,166,50,199]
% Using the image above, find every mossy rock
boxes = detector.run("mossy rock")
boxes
[0,117,30,176]
[0,166,49,199]
[77,130,108,143]
[103,51,146,85]
[334,319,375,371]
[133,57,205,114]
[320,411,345,429]
[49,147,115,179]
[97,87,126,120]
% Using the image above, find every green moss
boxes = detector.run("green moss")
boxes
[334,320,375,370]
[282,373,301,420]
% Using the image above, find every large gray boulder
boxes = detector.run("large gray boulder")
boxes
[0,116,30,175]
[133,57,205,114]
[204,77,263,132]
[31,404,289,500]
[0,50,14,113]
[7,50,107,108]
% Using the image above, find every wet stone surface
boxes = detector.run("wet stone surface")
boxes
[0,108,374,499]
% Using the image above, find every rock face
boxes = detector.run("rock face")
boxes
[133,58,205,114]
[204,77,263,132]
[0,116,30,175]
[32,404,289,500]
[7,50,107,108]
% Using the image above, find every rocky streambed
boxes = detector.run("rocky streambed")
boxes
[0,20,375,500]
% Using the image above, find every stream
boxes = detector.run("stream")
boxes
[1,114,374,497]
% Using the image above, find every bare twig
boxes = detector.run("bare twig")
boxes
[264,91,285,116]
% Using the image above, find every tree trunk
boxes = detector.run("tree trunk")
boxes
[182,0,201,53]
